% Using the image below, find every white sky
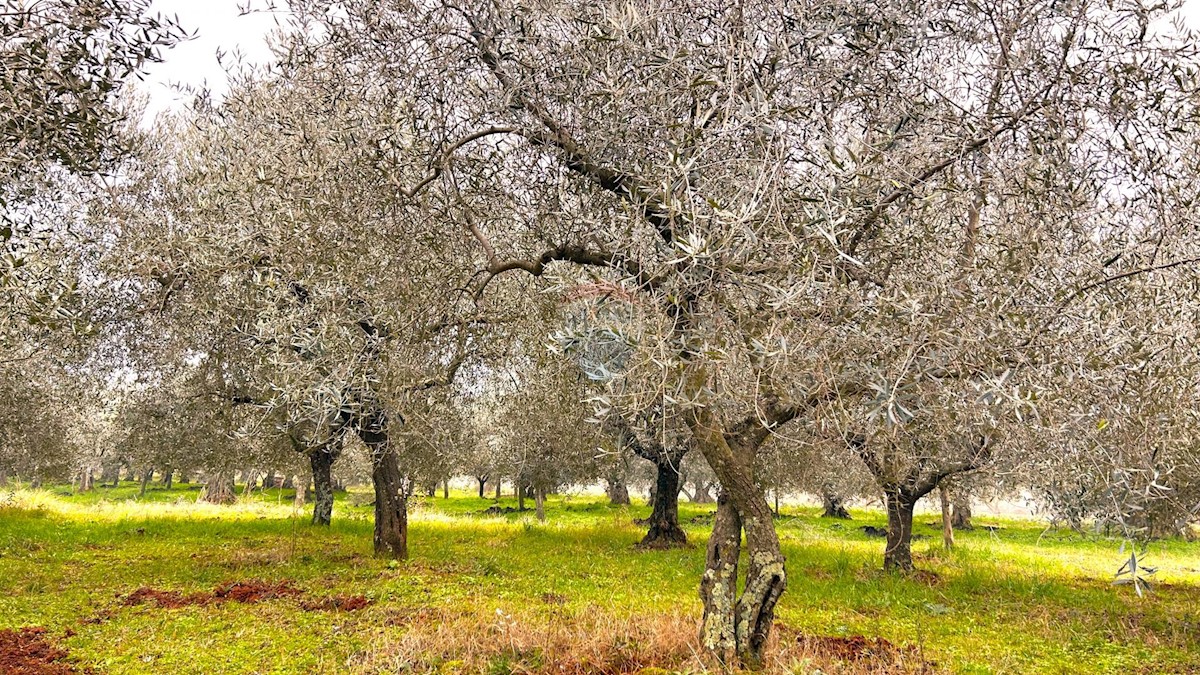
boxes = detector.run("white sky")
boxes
[136,0,1200,120]
[137,0,284,120]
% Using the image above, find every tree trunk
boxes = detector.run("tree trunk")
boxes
[310,450,335,526]
[443,480,450,499]
[606,477,631,505]
[162,466,173,489]
[951,493,973,530]
[641,461,687,548]
[139,468,152,498]
[477,476,487,498]
[494,479,501,500]
[201,470,236,505]
[607,477,630,505]
[884,489,916,572]
[820,484,851,519]
[517,484,526,511]
[0,469,7,487]
[371,448,408,559]
[690,480,716,504]
[282,474,295,490]
[939,485,954,550]
[79,468,94,492]
[688,409,786,670]
[293,475,307,508]
[700,493,741,665]
[535,486,546,522]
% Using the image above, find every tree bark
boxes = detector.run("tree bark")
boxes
[699,492,741,665]
[952,493,973,529]
[371,448,408,558]
[535,486,546,522]
[443,479,450,499]
[310,449,335,526]
[162,466,173,489]
[494,478,501,499]
[687,479,716,504]
[820,484,852,519]
[0,469,7,487]
[79,468,94,492]
[884,489,917,572]
[688,407,786,670]
[606,477,631,505]
[477,476,488,498]
[201,470,237,505]
[139,468,153,498]
[517,484,526,511]
[640,460,687,548]
[939,485,954,550]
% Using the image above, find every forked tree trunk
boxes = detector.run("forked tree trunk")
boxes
[939,485,954,550]
[310,450,335,526]
[535,486,546,522]
[371,448,408,559]
[820,484,851,519]
[477,476,488,498]
[952,493,973,529]
[689,409,786,670]
[688,479,716,504]
[884,489,917,572]
[201,470,237,505]
[606,477,631,505]
[641,461,687,548]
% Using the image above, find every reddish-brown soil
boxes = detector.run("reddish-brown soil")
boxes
[299,595,372,612]
[121,579,302,609]
[0,627,86,674]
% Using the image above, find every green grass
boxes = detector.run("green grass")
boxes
[1,481,1198,674]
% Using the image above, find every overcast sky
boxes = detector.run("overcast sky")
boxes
[136,0,1200,120]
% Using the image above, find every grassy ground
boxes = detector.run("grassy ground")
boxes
[1,481,1198,674]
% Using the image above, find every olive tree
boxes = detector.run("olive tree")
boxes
[277,0,1200,664]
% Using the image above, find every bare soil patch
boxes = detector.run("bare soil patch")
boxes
[121,579,302,608]
[0,627,87,675]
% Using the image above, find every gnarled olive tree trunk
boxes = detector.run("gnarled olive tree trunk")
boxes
[606,476,631,505]
[853,435,991,572]
[309,448,335,526]
[356,409,408,559]
[821,483,851,519]
[641,459,687,548]
[884,488,918,571]
[952,492,973,529]
[688,406,786,670]
[201,469,237,505]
